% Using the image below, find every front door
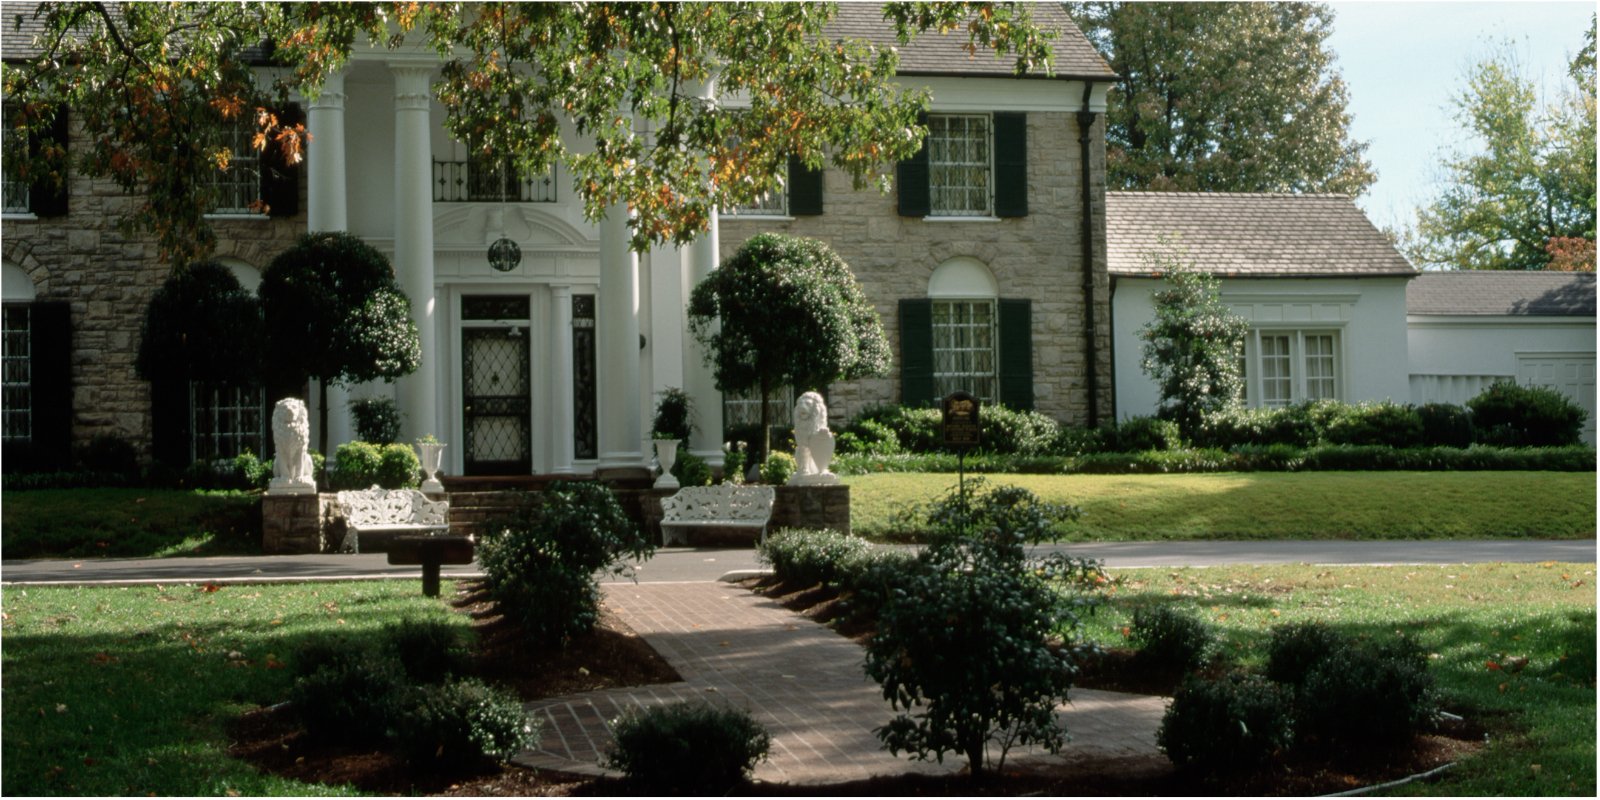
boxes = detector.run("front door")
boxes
[462,320,532,475]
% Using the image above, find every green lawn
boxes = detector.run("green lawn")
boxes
[0,580,465,796]
[1074,562,1596,796]
[846,471,1598,541]
[1,489,262,559]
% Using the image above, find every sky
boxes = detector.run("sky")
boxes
[1324,1,1595,233]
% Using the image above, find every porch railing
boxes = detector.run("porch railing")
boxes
[433,159,558,203]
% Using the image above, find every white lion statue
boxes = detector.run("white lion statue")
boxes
[268,397,316,494]
[789,391,838,485]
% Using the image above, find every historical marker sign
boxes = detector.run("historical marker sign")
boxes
[942,391,981,450]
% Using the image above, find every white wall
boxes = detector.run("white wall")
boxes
[1112,276,1414,420]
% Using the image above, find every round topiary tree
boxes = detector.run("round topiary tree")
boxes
[687,233,890,458]
[260,232,421,453]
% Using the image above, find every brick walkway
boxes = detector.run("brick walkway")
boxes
[511,582,1167,786]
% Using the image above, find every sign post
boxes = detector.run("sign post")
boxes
[941,392,981,522]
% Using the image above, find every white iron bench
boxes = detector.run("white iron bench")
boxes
[660,484,776,546]
[335,486,450,554]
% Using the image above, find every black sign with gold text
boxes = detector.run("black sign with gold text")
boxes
[942,391,981,450]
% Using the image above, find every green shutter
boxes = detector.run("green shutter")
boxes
[896,113,930,217]
[998,298,1033,410]
[262,104,302,218]
[29,106,69,217]
[788,156,823,216]
[899,298,935,407]
[29,301,74,469]
[993,112,1027,218]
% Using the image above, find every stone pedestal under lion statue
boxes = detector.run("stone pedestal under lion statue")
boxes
[788,391,839,486]
[267,397,317,496]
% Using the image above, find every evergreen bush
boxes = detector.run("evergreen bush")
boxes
[1263,621,1347,686]
[757,528,872,587]
[394,678,535,767]
[1468,380,1586,447]
[1131,605,1217,671]
[605,702,771,793]
[759,451,796,485]
[1417,402,1475,447]
[1158,673,1295,770]
[1295,636,1437,750]
[1323,401,1425,448]
[349,397,403,444]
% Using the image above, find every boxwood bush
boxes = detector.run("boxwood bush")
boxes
[1158,673,1295,770]
[1469,380,1586,447]
[606,702,771,792]
[757,528,872,587]
[1294,637,1438,750]
[394,678,535,767]
[1131,605,1217,672]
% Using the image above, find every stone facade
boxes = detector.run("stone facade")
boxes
[261,492,333,554]
[719,111,1113,427]
[1,123,306,458]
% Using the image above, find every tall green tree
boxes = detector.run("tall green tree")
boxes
[1138,246,1250,439]
[687,233,890,459]
[1066,2,1374,195]
[1407,19,1597,271]
[2,2,1056,266]
[260,232,421,454]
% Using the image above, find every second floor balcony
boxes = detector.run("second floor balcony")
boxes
[434,158,557,204]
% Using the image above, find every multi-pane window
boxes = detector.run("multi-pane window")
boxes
[1,173,28,215]
[932,299,998,403]
[723,385,794,431]
[1241,330,1340,408]
[190,382,264,462]
[927,114,992,217]
[2,304,31,443]
[726,187,787,217]
[210,120,262,214]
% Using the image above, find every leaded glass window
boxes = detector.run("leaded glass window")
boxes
[927,114,992,217]
[2,304,31,442]
[932,299,998,403]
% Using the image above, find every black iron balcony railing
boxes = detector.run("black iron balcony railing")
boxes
[434,158,557,203]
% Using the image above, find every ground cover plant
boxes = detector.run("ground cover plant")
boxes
[847,471,1596,541]
[0,488,262,558]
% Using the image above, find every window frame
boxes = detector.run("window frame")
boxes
[1240,328,1343,408]
[208,118,265,216]
[926,113,994,218]
[930,297,999,404]
[2,303,32,443]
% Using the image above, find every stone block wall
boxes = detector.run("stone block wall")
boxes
[2,122,306,459]
[261,493,333,554]
[720,110,1113,428]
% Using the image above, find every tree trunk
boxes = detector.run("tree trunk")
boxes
[758,374,772,467]
[318,378,329,455]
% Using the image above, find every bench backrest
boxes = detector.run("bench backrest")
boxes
[337,486,449,528]
[661,484,775,523]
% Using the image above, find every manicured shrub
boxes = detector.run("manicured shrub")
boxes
[1131,605,1217,671]
[670,449,714,487]
[757,528,872,587]
[978,405,1062,455]
[1323,401,1425,448]
[77,435,140,477]
[394,678,535,767]
[836,547,920,625]
[1158,673,1295,770]
[1468,380,1586,447]
[651,387,694,441]
[1103,415,1184,452]
[850,404,942,453]
[384,618,471,684]
[1417,402,1475,447]
[349,397,403,444]
[478,481,652,646]
[289,645,408,745]
[720,442,748,484]
[1264,621,1346,686]
[1050,424,1106,456]
[759,451,796,485]
[376,443,421,489]
[1295,636,1437,750]
[835,417,902,455]
[328,441,383,490]
[605,702,771,792]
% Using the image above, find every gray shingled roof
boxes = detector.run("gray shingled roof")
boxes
[1106,191,1418,278]
[5,3,1114,80]
[1407,272,1597,317]
[828,3,1115,80]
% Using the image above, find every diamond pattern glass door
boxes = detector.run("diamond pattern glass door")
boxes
[462,327,531,474]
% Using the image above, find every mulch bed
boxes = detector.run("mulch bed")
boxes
[226,576,1484,796]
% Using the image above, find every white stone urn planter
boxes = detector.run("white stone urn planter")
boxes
[416,441,447,494]
[653,438,681,490]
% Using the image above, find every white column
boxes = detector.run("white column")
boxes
[390,64,439,443]
[684,209,724,468]
[306,71,353,449]
[307,71,348,232]
[597,202,644,470]
[550,285,576,474]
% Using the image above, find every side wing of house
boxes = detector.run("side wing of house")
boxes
[1107,192,1418,419]
[1407,272,1597,444]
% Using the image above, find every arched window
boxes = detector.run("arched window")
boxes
[899,257,1033,410]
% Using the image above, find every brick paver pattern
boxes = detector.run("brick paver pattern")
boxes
[512,582,1167,786]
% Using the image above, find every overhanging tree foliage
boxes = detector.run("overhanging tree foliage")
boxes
[687,233,890,458]
[1066,1,1374,195]
[1138,246,1250,438]
[3,2,1058,266]
[135,261,263,385]
[1406,19,1597,271]
[259,232,421,453]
